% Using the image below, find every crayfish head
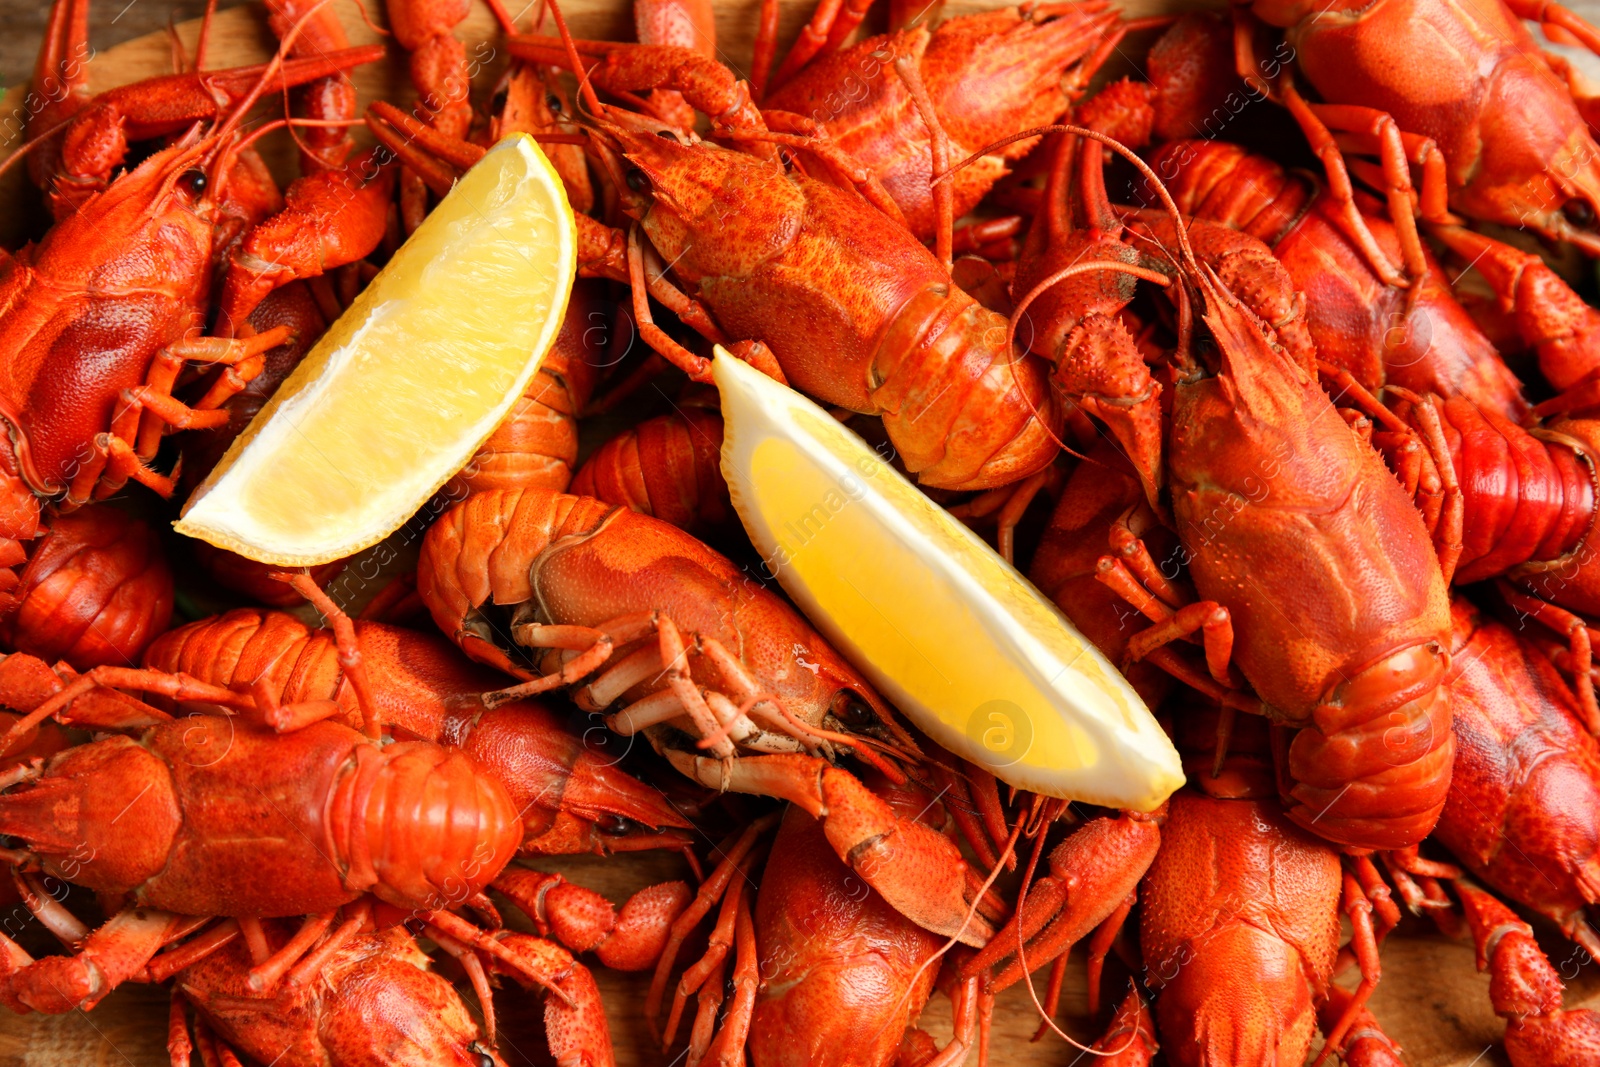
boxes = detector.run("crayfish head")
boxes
[1549,195,1600,255]
[1179,261,1301,386]
[922,5,1117,152]
[593,114,695,222]
[603,125,805,285]
[823,680,915,754]
[43,138,216,252]
[1465,101,1600,256]
[186,928,508,1067]
[1509,180,1600,256]
[0,735,181,894]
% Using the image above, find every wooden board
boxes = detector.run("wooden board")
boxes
[1,1,1599,1064]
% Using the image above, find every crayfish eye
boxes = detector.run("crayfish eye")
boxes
[546,93,563,113]
[625,168,650,192]
[176,169,207,198]
[831,690,876,728]
[1564,197,1596,228]
[490,88,508,113]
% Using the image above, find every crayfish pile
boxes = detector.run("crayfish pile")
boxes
[5,0,1600,1061]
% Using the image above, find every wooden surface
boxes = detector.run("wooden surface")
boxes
[0,0,234,88]
[3,0,1600,1064]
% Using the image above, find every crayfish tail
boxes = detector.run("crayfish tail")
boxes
[1286,641,1454,851]
[880,310,1065,493]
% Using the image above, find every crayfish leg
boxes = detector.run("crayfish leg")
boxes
[1084,890,1137,1017]
[686,950,725,1064]
[664,871,743,1046]
[0,904,186,1014]
[167,990,194,1067]
[766,0,875,95]
[695,897,758,1065]
[273,572,383,738]
[1317,985,1404,1067]
[670,750,994,945]
[1458,881,1600,1066]
[23,0,91,196]
[642,813,775,1039]
[1270,74,1433,290]
[968,812,1158,991]
[1498,581,1600,734]
[492,868,692,973]
[1314,868,1389,1064]
[242,910,335,992]
[492,932,618,1067]
[428,927,499,1044]
[1505,0,1600,66]
[921,975,983,1067]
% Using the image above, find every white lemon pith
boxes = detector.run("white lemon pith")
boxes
[714,351,1183,810]
[175,134,576,565]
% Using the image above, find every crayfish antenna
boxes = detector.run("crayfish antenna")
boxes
[940,123,1199,274]
[0,113,78,184]
[204,0,351,196]
[192,0,219,70]
[893,56,954,268]
[482,0,519,34]
[1085,988,1160,1065]
[544,0,606,118]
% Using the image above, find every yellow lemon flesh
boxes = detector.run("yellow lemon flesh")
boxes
[715,351,1183,810]
[175,134,576,565]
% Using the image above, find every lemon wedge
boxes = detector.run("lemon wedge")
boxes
[175,134,576,565]
[714,351,1182,810]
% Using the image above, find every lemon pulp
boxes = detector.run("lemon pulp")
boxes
[175,134,576,566]
[715,351,1182,810]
